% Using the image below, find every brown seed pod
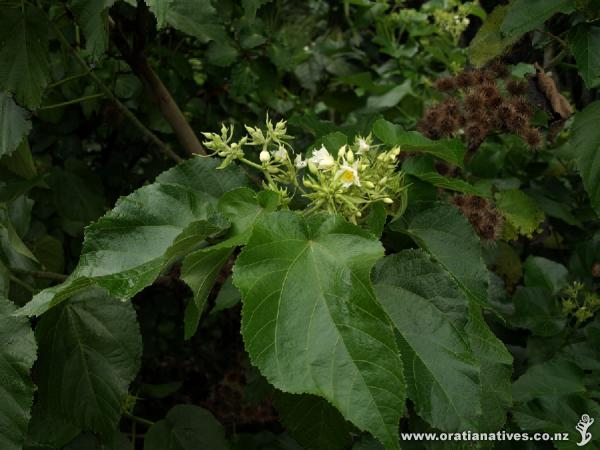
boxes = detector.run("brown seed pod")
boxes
[506,79,528,96]
[464,92,485,113]
[511,96,533,116]
[456,70,477,88]
[435,76,456,92]
[489,60,509,78]
[506,112,529,132]
[441,97,460,115]
[521,127,543,148]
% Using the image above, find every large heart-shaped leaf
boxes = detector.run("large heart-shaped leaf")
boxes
[234,212,405,450]
[372,250,482,431]
[391,203,489,306]
[0,296,37,450]
[34,289,142,435]
[17,157,249,317]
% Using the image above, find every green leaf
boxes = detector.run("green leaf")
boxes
[365,80,412,112]
[242,0,273,20]
[523,256,568,295]
[495,189,545,239]
[0,92,31,158]
[0,205,38,263]
[234,212,405,450]
[566,101,600,214]
[25,404,80,449]
[501,0,575,38]
[145,0,172,28]
[510,287,566,336]
[207,40,240,67]
[373,250,482,431]
[373,119,465,168]
[181,247,233,339]
[165,0,225,42]
[274,393,353,450]
[144,405,228,450]
[0,296,37,450]
[391,203,489,306]
[408,172,490,197]
[49,165,106,228]
[571,24,600,89]
[1,140,37,179]
[34,289,142,435]
[464,303,513,430]
[210,277,240,315]
[69,0,118,59]
[16,157,248,317]
[469,5,521,67]
[181,188,279,339]
[513,358,585,403]
[0,6,51,108]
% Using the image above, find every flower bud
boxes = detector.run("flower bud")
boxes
[378,177,388,185]
[346,149,354,163]
[259,150,271,163]
[337,145,347,159]
[364,181,375,189]
[308,161,319,175]
[218,151,228,157]
[383,197,394,204]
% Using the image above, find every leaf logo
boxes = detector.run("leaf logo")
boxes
[576,414,594,447]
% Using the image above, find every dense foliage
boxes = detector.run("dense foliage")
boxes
[1,0,600,449]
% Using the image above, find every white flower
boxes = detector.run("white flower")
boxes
[259,150,271,163]
[294,154,307,168]
[273,146,288,161]
[357,138,370,154]
[309,145,335,170]
[336,160,361,188]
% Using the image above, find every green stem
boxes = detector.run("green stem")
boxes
[38,93,105,110]
[48,18,183,164]
[239,157,264,171]
[8,274,36,294]
[124,412,155,427]
[47,72,89,89]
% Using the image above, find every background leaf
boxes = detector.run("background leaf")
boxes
[564,101,600,214]
[0,92,31,158]
[0,6,50,108]
[144,405,228,450]
[571,24,600,89]
[34,289,142,435]
[501,0,575,39]
[274,393,353,450]
[0,295,37,450]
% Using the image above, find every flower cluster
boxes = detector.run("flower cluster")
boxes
[201,118,407,224]
[561,282,600,327]
[419,62,542,151]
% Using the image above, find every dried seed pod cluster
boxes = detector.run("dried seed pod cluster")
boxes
[452,194,504,241]
[419,63,542,150]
